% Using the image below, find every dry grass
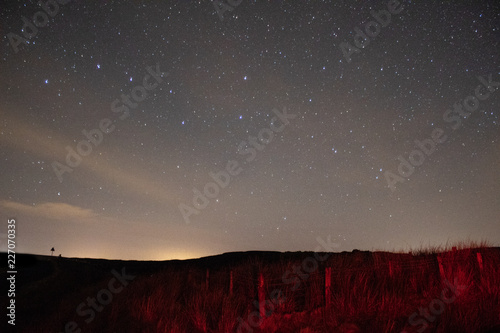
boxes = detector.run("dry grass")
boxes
[15,243,500,332]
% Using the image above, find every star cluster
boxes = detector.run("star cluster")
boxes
[0,0,498,260]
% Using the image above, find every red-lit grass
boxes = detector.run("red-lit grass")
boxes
[15,243,500,332]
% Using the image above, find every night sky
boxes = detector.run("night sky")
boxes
[1,0,499,260]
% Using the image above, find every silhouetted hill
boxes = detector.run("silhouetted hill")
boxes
[1,247,499,332]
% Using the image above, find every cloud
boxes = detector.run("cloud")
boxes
[1,109,180,210]
[1,200,97,221]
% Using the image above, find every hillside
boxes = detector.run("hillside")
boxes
[1,247,500,332]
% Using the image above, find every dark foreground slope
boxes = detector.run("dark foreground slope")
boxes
[1,247,499,332]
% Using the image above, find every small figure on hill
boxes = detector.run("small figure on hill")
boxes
[51,247,55,256]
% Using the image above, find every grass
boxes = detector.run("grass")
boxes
[8,243,500,332]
